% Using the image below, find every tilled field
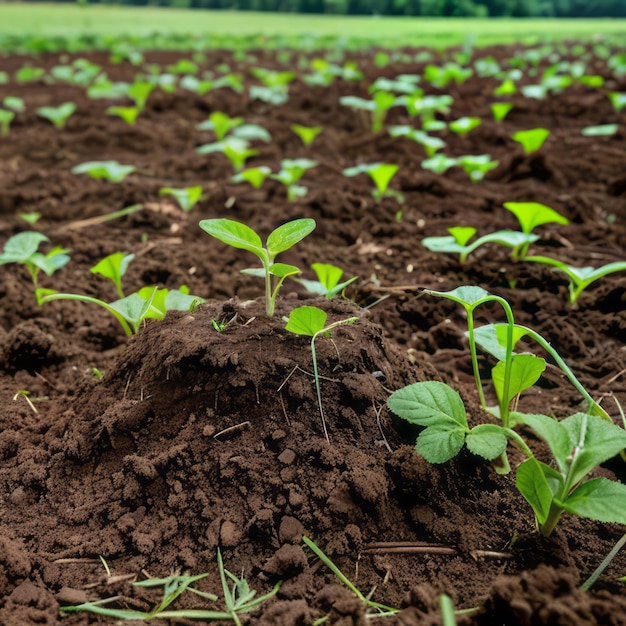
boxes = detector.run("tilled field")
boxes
[1,43,625,625]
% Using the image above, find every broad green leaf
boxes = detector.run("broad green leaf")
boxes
[231,166,271,189]
[0,231,48,263]
[516,458,555,525]
[284,305,327,336]
[109,291,155,328]
[449,117,481,135]
[511,127,550,154]
[472,323,527,362]
[291,124,322,146]
[266,218,316,257]
[368,164,398,194]
[561,478,626,525]
[502,202,569,234]
[312,263,343,290]
[421,154,457,174]
[268,263,300,278]
[387,381,468,429]
[421,235,468,256]
[164,288,204,314]
[492,353,546,406]
[561,413,626,486]
[465,424,508,460]
[424,285,490,308]
[30,250,70,276]
[415,425,466,464]
[514,413,571,473]
[71,160,135,183]
[199,218,264,258]
[36,102,77,129]
[107,105,140,125]
[448,226,476,246]
[90,252,134,290]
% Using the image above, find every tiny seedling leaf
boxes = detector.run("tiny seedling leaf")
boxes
[502,201,569,234]
[492,353,546,406]
[511,127,550,154]
[266,218,316,257]
[71,161,135,183]
[284,305,327,336]
[465,424,508,460]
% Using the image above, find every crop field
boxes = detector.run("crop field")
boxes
[0,27,625,626]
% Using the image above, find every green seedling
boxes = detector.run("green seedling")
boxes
[403,93,453,125]
[197,112,243,140]
[421,154,458,175]
[388,125,446,157]
[511,127,550,154]
[231,166,271,189]
[87,79,130,100]
[270,158,318,201]
[199,217,315,317]
[0,109,15,136]
[36,102,77,129]
[13,390,39,414]
[290,124,323,147]
[251,67,296,88]
[126,80,155,111]
[40,286,202,337]
[285,306,358,441]
[493,79,517,97]
[3,96,25,112]
[16,66,45,83]
[167,58,198,74]
[180,74,215,95]
[525,256,626,304]
[456,154,499,182]
[423,62,472,88]
[293,263,357,299]
[339,91,400,132]
[0,231,70,303]
[90,251,135,298]
[302,536,398,617]
[369,76,419,95]
[159,186,204,212]
[18,212,41,225]
[449,117,481,137]
[342,163,402,202]
[490,102,513,122]
[249,85,289,106]
[106,105,140,126]
[196,138,258,171]
[72,161,135,183]
[607,92,626,112]
[581,124,618,137]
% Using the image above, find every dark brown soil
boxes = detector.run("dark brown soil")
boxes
[1,43,625,625]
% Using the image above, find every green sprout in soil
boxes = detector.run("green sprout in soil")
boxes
[449,116,481,137]
[0,109,15,136]
[290,123,323,147]
[3,96,25,112]
[421,154,458,175]
[293,263,357,299]
[72,160,136,183]
[270,158,318,200]
[404,93,453,126]
[60,551,280,623]
[36,102,77,129]
[16,65,45,83]
[490,102,513,122]
[388,125,446,157]
[525,256,626,304]
[90,251,135,298]
[13,389,40,414]
[18,212,41,225]
[581,124,618,137]
[107,105,140,125]
[302,536,398,618]
[0,231,70,303]
[198,111,244,139]
[159,185,204,212]
[456,154,499,182]
[285,306,358,442]
[511,127,550,153]
[231,166,272,189]
[339,91,400,132]
[423,62,472,88]
[199,217,315,317]
[607,92,626,112]
[387,286,626,537]
[126,80,155,111]
[196,137,259,171]
[342,163,403,202]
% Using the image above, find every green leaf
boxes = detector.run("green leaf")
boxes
[581,124,618,137]
[511,127,550,153]
[36,102,77,129]
[502,202,569,235]
[231,166,271,189]
[312,263,343,291]
[71,160,135,183]
[472,323,527,362]
[159,186,203,212]
[90,252,135,292]
[284,305,327,336]
[199,218,264,258]
[107,105,140,125]
[387,381,468,429]
[414,425,466,464]
[269,262,300,278]
[516,458,557,525]
[465,424,508,460]
[424,285,491,308]
[561,478,626,525]
[492,353,546,406]
[514,413,571,473]
[109,291,155,329]
[0,231,48,263]
[266,218,316,257]
[561,413,626,486]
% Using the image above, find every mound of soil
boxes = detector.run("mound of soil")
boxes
[0,43,625,625]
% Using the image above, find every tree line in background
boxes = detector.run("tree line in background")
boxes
[31,0,626,16]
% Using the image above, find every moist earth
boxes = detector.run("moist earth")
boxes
[0,43,625,625]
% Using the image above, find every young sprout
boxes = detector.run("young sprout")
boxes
[0,231,70,303]
[607,92,626,112]
[581,124,618,137]
[421,154,458,175]
[159,185,204,212]
[342,163,402,202]
[126,80,155,111]
[231,166,272,189]
[197,111,243,139]
[449,117,481,137]
[3,96,25,112]
[106,105,140,126]
[271,158,318,201]
[525,257,626,304]
[293,263,357,299]
[456,154,499,182]
[199,217,316,317]
[71,161,135,183]
[18,212,41,225]
[90,251,135,299]
[180,75,215,95]
[284,306,358,441]
[16,66,45,83]
[36,102,77,129]
[388,125,446,157]
[0,109,15,136]
[196,138,258,171]
[490,102,513,122]
[290,124,323,147]
[511,127,550,154]
[339,91,400,132]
